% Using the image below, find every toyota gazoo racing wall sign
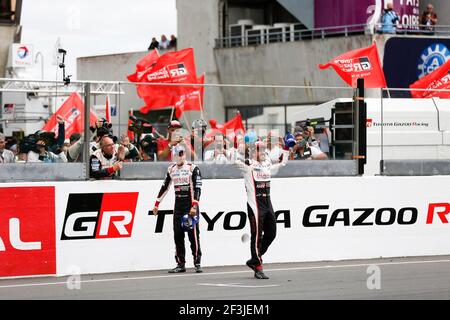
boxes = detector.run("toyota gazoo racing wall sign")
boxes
[152,203,450,233]
[0,187,56,277]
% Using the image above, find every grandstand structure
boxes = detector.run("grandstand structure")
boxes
[76,0,450,132]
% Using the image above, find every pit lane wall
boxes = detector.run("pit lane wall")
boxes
[1,176,449,278]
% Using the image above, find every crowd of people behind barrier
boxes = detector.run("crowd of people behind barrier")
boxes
[148,34,177,51]
[379,3,438,34]
[0,116,330,178]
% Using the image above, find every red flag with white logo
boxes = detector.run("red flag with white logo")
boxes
[127,49,160,82]
[135,48,198,98]
[42,92,98,139]
[318,43,387,88]
[410,59,450,99]
[174,74,205,118]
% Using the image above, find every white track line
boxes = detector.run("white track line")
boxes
[197,283,279,288]
[1,259,450,289]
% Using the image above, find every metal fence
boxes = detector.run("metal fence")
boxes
[0,78,365,181]
[215,23,450,49]
[2,78,449,181]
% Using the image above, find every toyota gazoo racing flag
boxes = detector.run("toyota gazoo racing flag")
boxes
[410,59,450,99]
[42,92,98,139]
[139,94,174,114]
[134,48,198,98]
[319,42,387,88]
[128,49,173,110]
[174,74,205,118]
[127,49,160,82]
[128,48,197,112]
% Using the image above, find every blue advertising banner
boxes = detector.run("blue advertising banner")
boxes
[383,37,450,97]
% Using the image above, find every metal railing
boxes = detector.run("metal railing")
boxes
[215,23,450,49]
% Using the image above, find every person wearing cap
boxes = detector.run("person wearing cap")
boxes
[152,144,203,273]
[233,140,289,279]
[157,120,195,162]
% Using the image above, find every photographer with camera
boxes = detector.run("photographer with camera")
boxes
[90,118,115,153]
[27,115,68,163]
[380,3,399,34]
[90,135,124,179]
[139,133,159,161]
[289,129,327,160]
[289,131,312,160]
[90,118,138,161]
[304,126,328,160]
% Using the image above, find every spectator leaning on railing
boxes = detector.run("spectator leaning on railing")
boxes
[380,3,400,34]
[420,3,438,33]
[159,34,170,50]
[168,35,177,50]
[148,37,159,50]
[0,133,15,163]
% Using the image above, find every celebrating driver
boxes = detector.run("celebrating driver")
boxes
[152,145,203,273]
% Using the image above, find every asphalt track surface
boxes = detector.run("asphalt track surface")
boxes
[1,256,450,300]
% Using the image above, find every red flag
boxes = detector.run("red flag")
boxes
[139,94,174,114]
[127,49,160,82]
[174,74,205,118]
[207,113,246,138]
[318,43,387,88]
[105,95,111,122]
[42,92,98,139]
[135,48,198,98]
[410,59,450,99]
[127,109,135,141]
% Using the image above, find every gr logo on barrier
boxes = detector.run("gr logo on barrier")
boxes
[61,193,139,240]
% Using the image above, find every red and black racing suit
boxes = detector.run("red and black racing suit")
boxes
[235,152,288,268]
[155,162,202,266]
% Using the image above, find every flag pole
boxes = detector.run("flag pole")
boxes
[182,112,192,134]
[167,107,175,139]
[198,94,205,120]
[169,106,175,122]
[386,87,391,99]
[198,74,205,120]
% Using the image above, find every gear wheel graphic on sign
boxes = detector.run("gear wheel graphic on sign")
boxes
[417,43,450,79]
